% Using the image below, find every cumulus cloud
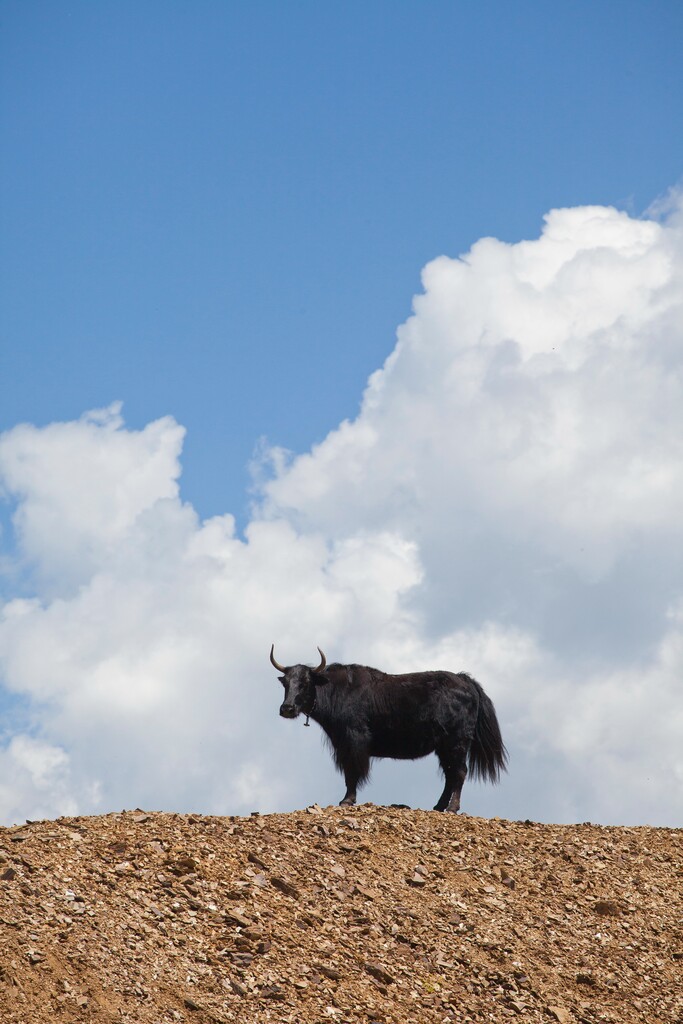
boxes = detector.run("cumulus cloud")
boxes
[265,208,683,683]
[1,200,683,827]
[0,403,185,594]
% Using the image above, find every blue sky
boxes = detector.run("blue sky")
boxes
[2,1,682,522]
[1,2,683,826]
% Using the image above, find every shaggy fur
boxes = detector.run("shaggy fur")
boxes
[276,658,507,813]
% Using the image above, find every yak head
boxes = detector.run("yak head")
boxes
[270,645,327,719]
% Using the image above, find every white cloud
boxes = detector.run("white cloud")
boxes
[0,735,79,824]
[0,403,185,594]
[1,199,683,827]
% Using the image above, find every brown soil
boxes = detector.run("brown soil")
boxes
[0,805,681,1023]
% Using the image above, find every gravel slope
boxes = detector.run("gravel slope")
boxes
[1,805,681,1023]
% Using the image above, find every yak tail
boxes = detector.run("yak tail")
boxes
[467,679,508,785]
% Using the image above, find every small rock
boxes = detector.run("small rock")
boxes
[259,984,285,1000]
[364,962,395,985]
[225,908,253,927]
[183,996,201,1010]
[548,1008,572,1023]
[1,868,17,881]
[166,856,197,876]
[225,946,247,965]
[225,884,250,898]
[271,876,300,898]
[593,900,619,916]
[353,883,377,899]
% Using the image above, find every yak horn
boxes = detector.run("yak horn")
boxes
[269,644,286,672]
[314,647,327,673]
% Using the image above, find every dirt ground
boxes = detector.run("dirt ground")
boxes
[1,805,681,1023]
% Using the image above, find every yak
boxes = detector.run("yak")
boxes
[270,645,507,813]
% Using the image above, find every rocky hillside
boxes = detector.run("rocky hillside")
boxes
[0,805,680,1023]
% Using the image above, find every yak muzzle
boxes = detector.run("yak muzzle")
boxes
[279,704,298,719]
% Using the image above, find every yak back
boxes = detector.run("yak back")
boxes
[316,662,479,719]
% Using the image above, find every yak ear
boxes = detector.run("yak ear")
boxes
[311,670,329,685]
[278,676,286,685]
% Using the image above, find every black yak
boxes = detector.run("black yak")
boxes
[270,645,507,813]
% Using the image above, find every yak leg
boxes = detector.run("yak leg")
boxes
[338,741,370,806]
[434,744,468,813]
[340,776,358,806]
